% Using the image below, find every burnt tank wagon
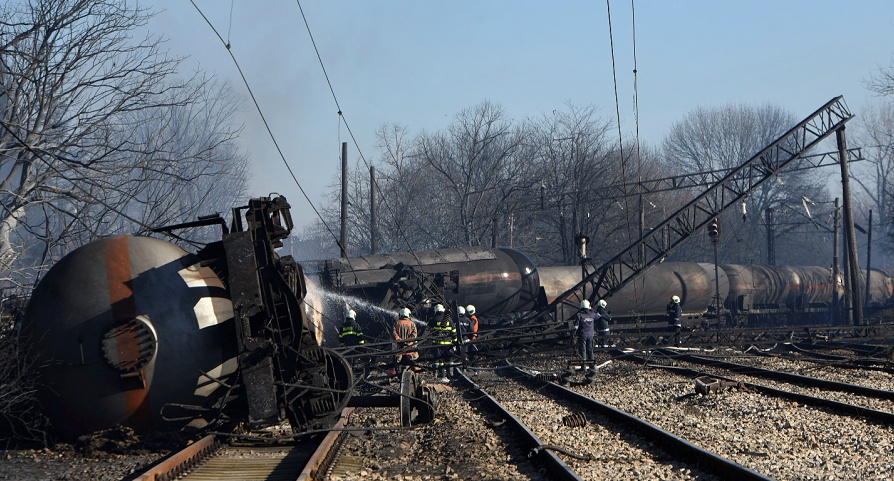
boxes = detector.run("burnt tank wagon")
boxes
[22,197,355,438]
[308,246,540,319]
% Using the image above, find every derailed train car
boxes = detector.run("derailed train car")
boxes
[305,247,541,337]
[539,262,726,327]
[22,197,358,438]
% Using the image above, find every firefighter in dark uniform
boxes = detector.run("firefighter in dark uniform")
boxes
[428,304,454,381]
[595,299,612,347]
[339,309,365,347]
[666,295,683,345]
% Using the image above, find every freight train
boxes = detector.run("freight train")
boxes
[309,248,894,336]
[540,262,894,328]
[21,197,892,438]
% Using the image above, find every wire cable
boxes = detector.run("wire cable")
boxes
[294,1,428,269]
[628,0,647,325]
[189,0,342,246]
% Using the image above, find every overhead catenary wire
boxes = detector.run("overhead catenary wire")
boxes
[628,0,646,324]
[293,1,430,270]
[605,0,635,249]
[191,1,437,332]
[189,0,361,333]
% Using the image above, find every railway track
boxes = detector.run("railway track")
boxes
[526,348,894,479]
[461,365,768,480]
[634,348,894,420]
[120,344,894,481]
[131,409,354,481]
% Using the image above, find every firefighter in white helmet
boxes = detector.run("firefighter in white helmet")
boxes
[666,295,683,346]
[574,300,596,362]
[594,299,612,347]
[394,307,418,365]
[339,309,365,347]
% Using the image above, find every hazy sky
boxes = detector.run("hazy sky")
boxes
[149,1,894,229]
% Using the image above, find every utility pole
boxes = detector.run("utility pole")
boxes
[708,218,722,323]
[837,127,863,325]
[576,234,590,300]
[864,210,873,308]
[765,207,775,265]
[370,165,377,255]
[340,142,348,258]
[832,198,841,325]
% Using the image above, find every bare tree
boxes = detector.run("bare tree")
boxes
[661,103,833,265]
[867,57,894,97]
[414,102,531,248]
[0,0,247,285]
[525,105,618,265]
[852,100,894,260]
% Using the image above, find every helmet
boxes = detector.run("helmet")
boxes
[580,300,591,310]
[466,304,476,315]
[346,309,356,320]
[672,295,680,303]
[598,299,607,308]
[434,304,445,313]
[457,306,466,315]
[399,307,411,318]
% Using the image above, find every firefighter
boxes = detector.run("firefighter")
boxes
[393,307,419,365]
[595,299,612,347]
[428,304,454,381]
[338,309,365,347]
[465,304,480,360]
[465,304,479,340]
[666,295,683,345]
[574,300,596,362]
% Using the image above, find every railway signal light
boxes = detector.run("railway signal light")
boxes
[708,218,720,241]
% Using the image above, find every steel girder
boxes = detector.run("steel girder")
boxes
[534,96,854,318]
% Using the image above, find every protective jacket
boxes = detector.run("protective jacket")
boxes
[595,306,611,331]
[394,316,419,362]
[394,317,418,345]
[574,309,596,338]
[456,315,472,343]
[429,313,455,346]
[468,314,479,340]
[339,319,365,346]
[666,301,683,327]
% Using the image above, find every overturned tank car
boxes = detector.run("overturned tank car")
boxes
[22,197,386,438]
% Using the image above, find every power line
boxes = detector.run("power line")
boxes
[293,1,433,269]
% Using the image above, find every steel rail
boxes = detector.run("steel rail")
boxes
[452,370,585,481]
[624,354,894,426]
[501,365,774,481]
[657,349,894,402]
[130,408,354,481]
[762,343,894,374]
